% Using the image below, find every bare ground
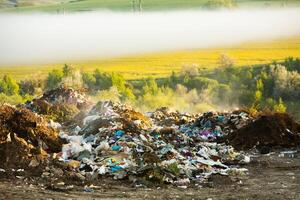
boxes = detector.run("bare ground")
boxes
[0,150,300,200]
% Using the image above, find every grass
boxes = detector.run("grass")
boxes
[1,0,300,12]
[1,36,300,80]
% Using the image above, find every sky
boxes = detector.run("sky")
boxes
[0,8,300,66]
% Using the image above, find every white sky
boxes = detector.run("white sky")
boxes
[0,8,300,66]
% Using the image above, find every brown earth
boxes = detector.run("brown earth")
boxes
[0,104,64,169]
[25,86,92,124]
[0,150,299,199]
[224,113,300,150]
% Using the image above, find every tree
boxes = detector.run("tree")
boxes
[256,79,264,91]
[110,73,135,101]
[181,64,199,77]
[270,64,300,100]
[63,64,74,77]
[265,98,276,110]
[185,77,218,91]
[45,69,63,90]
[0,75,19,95]
[218,54,235,68]
[167,71,178,88]
[0,79,7,94]
[93,87,121,102]
[82,72,96,91]
[111,73,126,92]
[94,69,112,90]
[19,79,38,96]
[273,97,286,113]
[204,0,236,9]
[142,78,159,95]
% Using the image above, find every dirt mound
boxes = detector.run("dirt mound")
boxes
[0,104,64,169]
[26,86,92,124]
[225,113,300,150]
[40,86,89,109]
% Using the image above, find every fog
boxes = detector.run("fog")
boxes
[0,8,300,66]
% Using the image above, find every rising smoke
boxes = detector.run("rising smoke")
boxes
[0,8,300,66]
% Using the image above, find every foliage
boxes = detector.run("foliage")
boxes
[1,56,299,120]
[92,87,121,102]
[274,98,287,113]
[45,69,64,90]
[0,93,24,105]
[218,54,235,68]
[63,64,74,77]
[0,75,19,95]
[82,72,96,91]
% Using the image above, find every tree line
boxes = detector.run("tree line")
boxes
[1,57,300,120]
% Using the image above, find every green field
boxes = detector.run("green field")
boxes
[1,36,300,80]
[1,0,300,12]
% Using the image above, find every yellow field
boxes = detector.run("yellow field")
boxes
[1,36,300,80]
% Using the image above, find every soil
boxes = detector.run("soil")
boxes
[1,149,299,200]
[0,105,64,169]
[224,113,300,150]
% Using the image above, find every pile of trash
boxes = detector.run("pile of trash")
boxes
[58,101,250,186]
[0,104,64,169]
[179,110,253,141]
[224,113,300,150]
[147,107,196,126]
[25,86,91,123]
[2,86,300,188]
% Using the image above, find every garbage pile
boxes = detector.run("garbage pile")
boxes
[2,86,300,188]
[224,113,300,150]
[147,107,196,126]
[59,101,250,186]
[179,111,253,141]
[0,104,64,169]
[25,86,91,123]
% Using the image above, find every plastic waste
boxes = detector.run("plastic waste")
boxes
[57,101,254,186]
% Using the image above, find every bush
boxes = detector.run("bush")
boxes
[0,93,24,105]
[0,75,19,95]
[45,69,64,90]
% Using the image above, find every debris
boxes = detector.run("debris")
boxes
[279,150,297,158]
[2,87,299,188]
[83,185,94,193]
[29,159,40,167]
[57,101,250,186]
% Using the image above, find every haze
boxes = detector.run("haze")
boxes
[0,8,300,66]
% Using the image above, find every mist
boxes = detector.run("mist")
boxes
[0,8,300,66]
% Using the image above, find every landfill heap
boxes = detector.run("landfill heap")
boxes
[59,101,251,186]
[1,87,300,187]
[25,86,92,123]
[178,110,253,141]
[0,104,64,169]
[147,107,197,126]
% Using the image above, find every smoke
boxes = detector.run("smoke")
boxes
[0,8,300,66]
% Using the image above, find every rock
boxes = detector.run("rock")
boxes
[51,168,64,177]
[66,160,81,169]
[29,159,40,167]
